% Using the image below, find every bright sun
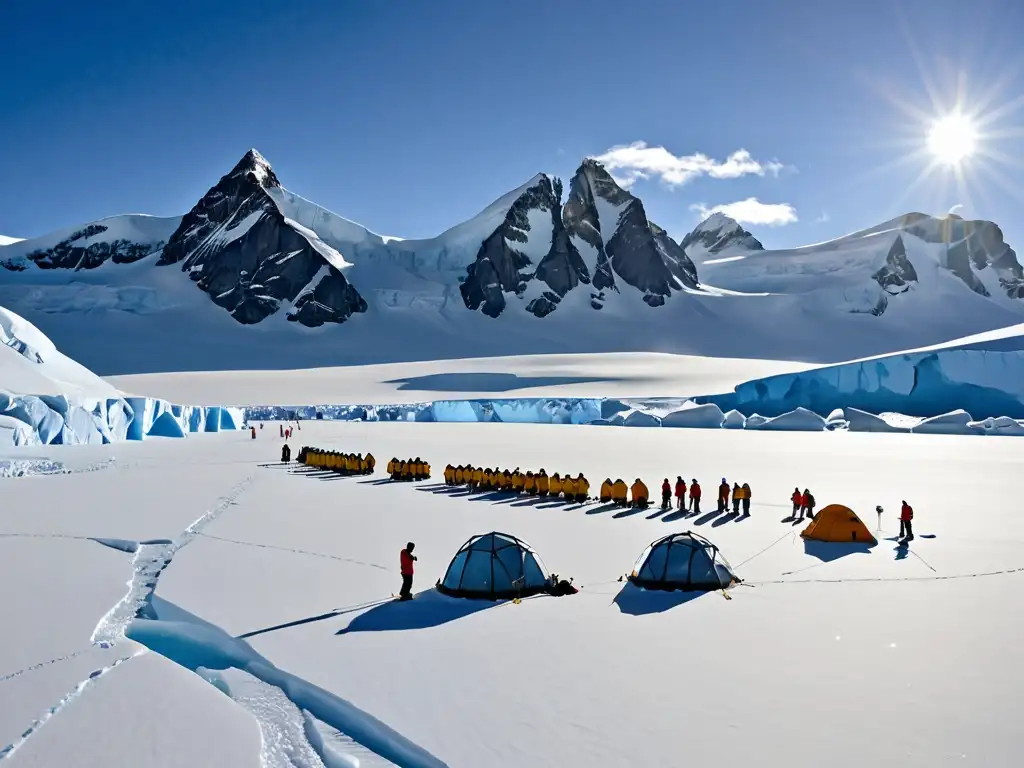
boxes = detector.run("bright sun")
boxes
[927,113,978,165]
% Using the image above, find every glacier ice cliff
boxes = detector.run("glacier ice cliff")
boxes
[697,326,1024,420]
[0,392,245,447]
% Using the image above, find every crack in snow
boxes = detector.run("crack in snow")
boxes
[0,649,92,684]
[91,477,254,646]
[0,652,139,762]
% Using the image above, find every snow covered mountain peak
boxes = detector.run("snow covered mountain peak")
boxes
[0,235,24,247]
[680,213,764,261]
[234,147,278,187]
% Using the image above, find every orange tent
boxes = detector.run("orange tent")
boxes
[801,504,877,545]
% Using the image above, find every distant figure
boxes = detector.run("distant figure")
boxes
[689,479,702,513]
[876,505,884,530]
[800,489,816,520]
[741,483,751,515]
[675,476,686,510]
[791,487,802,518]
[899,501,914,541]
[399,542,417,600]
[661,479,672,511]
[260,422,264,430]
[250,426,256,440]
[718,479,730,514]
[732,483,741,515]
[281,443,291,463]
[280,424,284,438]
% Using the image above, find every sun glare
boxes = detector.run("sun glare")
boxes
[927,113,978,165]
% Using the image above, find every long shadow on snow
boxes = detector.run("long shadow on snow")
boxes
[712,511,741,527]
[586,503,619,516]
[803,540,875,563]
[336,589,501,635]
[612,506,645,519]
[692,509,724,526]
[383,371,629,394]
[238,598,395,640]
[613,583,707,616]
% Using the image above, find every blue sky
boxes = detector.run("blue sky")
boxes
[2,0,1023,249]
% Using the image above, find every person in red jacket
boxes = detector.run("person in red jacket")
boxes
[399,542,417,600]
[790,488,802,518]
[689,479,702,513]
[717,479,730,514]
[674,476,687,510]
[899,501,914,541]
[661,479,672,511]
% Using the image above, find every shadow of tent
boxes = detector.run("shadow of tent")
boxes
[803,539,875,563]
[335,589,501,635]
[613,583,708,616]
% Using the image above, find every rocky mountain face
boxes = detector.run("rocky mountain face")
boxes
[562,159,698,309]
[901,213,1024,300]
[459,160,697,317]
[679,212,764,259]
[158,149,367,326]
[0,220,173,273]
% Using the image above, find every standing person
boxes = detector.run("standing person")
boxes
[399,543,417,601]
[689,479,702,513]
[718,479,730,514]
[250,426,256,439]
[280,424,284,438]
[674,476,687,510]
[281,443,291,463]
[791,488,802,518]
[741,483,751,515]
[876,505,884,531]
[899,501,914,541]
[732,483,742,515]
[801,489,815,520]
[661,479,672,511]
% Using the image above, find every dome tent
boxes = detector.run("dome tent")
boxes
[629,532,738,591]
[801,504,877,545]
[438,532,551,600]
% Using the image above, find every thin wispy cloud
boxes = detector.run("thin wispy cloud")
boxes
[815,211,830,223]
[591,141,786,188]
[691,198,799,227]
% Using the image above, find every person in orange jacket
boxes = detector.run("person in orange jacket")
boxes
[689,479,702,513]
[661,479,672,511]
[899,500,914,541]
[741,483,751,516]
[674,476,687,510]
[790,487,802,518]
[731,483,742,515]
[630,478,649,509]
[800,489,815,520]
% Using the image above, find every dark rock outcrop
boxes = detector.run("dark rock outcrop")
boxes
[563,160,698,307]
[461,175,589,319]
[872,235,918,295]
[159,149,366,326]
[4,223,165,272]
[903,214,1024,298]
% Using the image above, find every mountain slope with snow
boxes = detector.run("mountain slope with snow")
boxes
[0,235,23,246]
[680,212,764,261]
[2,151,1024,374]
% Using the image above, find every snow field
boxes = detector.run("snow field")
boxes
[3,421,1022,766]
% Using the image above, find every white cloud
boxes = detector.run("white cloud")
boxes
[690,198,798,227]
[591,141,787,188]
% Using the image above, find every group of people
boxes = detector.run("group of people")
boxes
[388,458,432,481]
[299,447,376,475]
[598,478,649,508]
[789,488,817,520]
[443,465,591,502]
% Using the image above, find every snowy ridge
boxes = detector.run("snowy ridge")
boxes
[2,151,1024,373]
[0,235,24,246]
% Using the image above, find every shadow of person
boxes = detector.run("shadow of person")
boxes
[612,583,708,616]
[335,588,504,635]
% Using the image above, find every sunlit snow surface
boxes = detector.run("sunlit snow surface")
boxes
[3,422,1024,767]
